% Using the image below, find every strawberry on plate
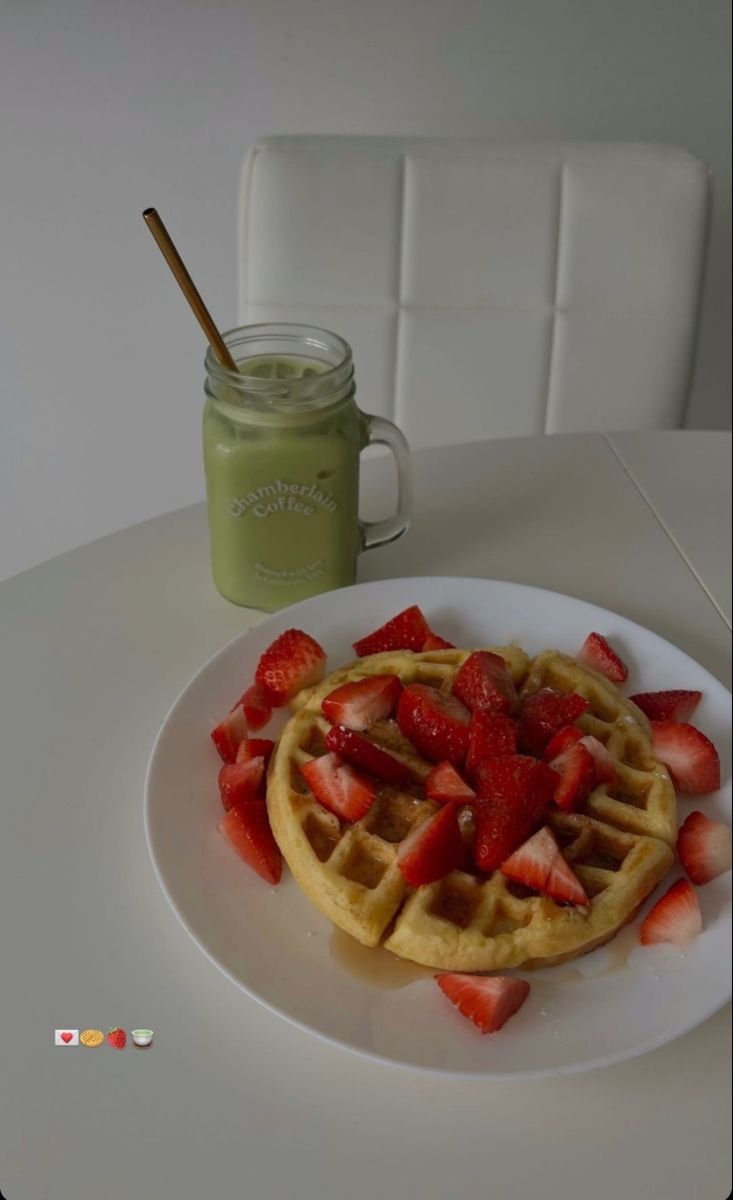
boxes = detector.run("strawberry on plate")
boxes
[211,702,249,764]
[650,721,721,794]
[218,798,282,884]
[549,742,596,812]
[640,878,702,945]
[677,811,732,885]
[542,724,583,761]
[465,712,519,776]
[218,756,265,810]
[300,753,376,822]
[322,675,402,731]
[397,801,464,886]
[577,632,628,683]
[236,738,276,768]
[629,689,702,723]
[255,629,326,706]
[472,756,559,872]
[519,689,589,756]
[426,761,477,805]
[435,974,530,1034]
[578,734,617,785]
[324,725,414,787]
[353,605,430,657]
[396,683,471,766]
[422,633,456,651]
[452,651,518,716]
[500,826,589,906]
[239,683,272,732]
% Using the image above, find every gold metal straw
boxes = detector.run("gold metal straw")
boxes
[142,207,239,372]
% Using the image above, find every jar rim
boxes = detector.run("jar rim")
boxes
[205,322,353,398]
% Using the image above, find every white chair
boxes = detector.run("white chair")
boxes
[238,136,710,448]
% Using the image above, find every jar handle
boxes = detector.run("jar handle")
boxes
[360,414,413,552]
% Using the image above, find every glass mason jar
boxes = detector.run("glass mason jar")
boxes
[203,323,412,610]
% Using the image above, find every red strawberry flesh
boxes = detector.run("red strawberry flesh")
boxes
[465,712,519,777]
[211,703,249,763]
[236,738,276,768]
[324,725,414,786]
[396,683,471,766]
[543,724,583,761]
[218,756,265,810]
[426,761,477,804]
[255,629,326,706]
[640,878,702,945]
[240,683,272,732]
[677,811,732,885]
[321,675,402,731]
[353,605,430,657]
[630,689,702,723]
[422,633,456,651]
[299,753,376,823]
[650,721,721,794]
[549,742,596,811]
[500,826,588,905]
[519,689,589,756]
[397,802,465,886]
[577,632,628,683]
[473,756,560,871]
[218,798,282,884]
[436,974,530,1034]
[452,651,518,715]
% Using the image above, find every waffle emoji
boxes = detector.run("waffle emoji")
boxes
[266,646,677,972]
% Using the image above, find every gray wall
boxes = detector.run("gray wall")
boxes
[1,0,730,580]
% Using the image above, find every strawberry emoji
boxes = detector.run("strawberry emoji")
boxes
[107,1027,127,1049]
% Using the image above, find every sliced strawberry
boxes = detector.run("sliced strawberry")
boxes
[211,703,249,763]
[578,734,617,785]
[452,651,518,716]
[473,756,560,872]
[640,878,702,945]
[435,973,530,1034]
[255,629,326,706]
[239,683,272,732]
[321,675,402,731]
[397,802,464,886]
[422,633,456,651]
[577,632,628,683]
[677,811,732,885]
[324,725,414,787]
[236,737,276,768]
[630,689,702,722]
[218,797,282,884]
[426,761,477,805]
[500,826,588,905]
[650,721,721,794]
[519,689,589,756]
[543,724,583,761]
[465,712,519,777]
[353,605,430,657]
[299,753,376,822]
[396,683,471,766]
[218,756,265,810]
[549,742,596,812]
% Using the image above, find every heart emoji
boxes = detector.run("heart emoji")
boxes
[60,1032,73,1043]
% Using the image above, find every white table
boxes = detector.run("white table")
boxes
[0,431,730,1200]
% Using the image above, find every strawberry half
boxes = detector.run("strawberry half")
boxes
[640,878,702,945]
[519,689,589,756]
[218,756,265,810]
[239,683,272,732]
[650,721,721,794]
[211,703,249,763]
[353,605,430,657]
[578,734,617,784]
[543,724,583,761]
[255,629,326,706]
[549,742,596,812]
[321,675,402,731]
[299,753,376,822]
[218,798,282,884]
[577,632,629,683]
[236,737,276,768]
[473,756,560,872]
[422,633,456,651]
[465,712,519,777]
[677,811,732,885]
[435,974,530,1034]
[397,802,465,886]
[396,683,471,765]
[452,651,518,715]
[500,826,589,905]
[324,725,414,787]
[630,689,703,723]
[426,761,477,805]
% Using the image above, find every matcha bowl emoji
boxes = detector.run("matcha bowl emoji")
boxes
[132,1029,154,1048]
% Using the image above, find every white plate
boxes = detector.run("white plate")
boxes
[145,577,731,1077]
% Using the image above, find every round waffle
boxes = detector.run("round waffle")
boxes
[267,647,676,971]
